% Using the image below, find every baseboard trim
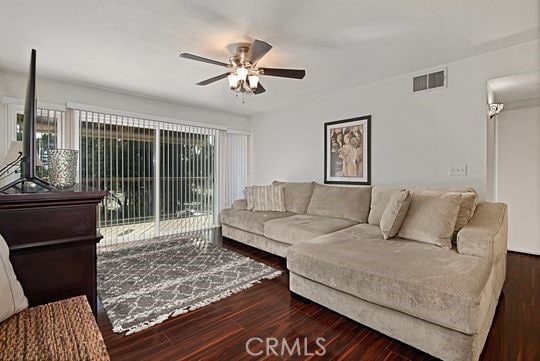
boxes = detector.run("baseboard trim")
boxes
[507,246,540,256]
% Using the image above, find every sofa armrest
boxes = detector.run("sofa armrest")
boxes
[457,202,508,259]
[232,199,248,210]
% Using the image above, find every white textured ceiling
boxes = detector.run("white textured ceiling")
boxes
[0,0,538,116]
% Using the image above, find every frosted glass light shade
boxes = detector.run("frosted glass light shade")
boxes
[2,140,43,167]
[228,74,239,89]
[248,75,259,89]
[237,67,248,81]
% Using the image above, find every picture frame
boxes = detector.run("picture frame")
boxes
[324,115,371,185]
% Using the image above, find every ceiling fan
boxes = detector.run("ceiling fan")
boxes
[179,39,306,95]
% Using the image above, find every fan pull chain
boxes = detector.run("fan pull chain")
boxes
[234,92,246,104]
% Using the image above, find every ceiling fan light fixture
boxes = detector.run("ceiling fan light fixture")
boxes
[180,38,305,99]
[248,74,259,89]
[236,67,248,81]
[227,74,240,89]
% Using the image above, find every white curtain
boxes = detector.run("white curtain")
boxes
[73,108,220,247]
[226,132,249,208]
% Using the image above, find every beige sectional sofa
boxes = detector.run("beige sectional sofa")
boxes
[220,182,508,361]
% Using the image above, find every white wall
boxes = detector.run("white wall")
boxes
[0,69,251,140]
[251,40,540,198]
[0,69,251,176]
[497,106,540,255]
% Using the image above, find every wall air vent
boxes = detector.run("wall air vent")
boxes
[413,68,447,93]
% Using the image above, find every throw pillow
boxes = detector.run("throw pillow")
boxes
[245,186,255,210]
[272,181,316,214]
[368,187,403,225]
[250,185,287,212]
[421,190,478,233]
[0,233,28,322]
[380,190,411,240]
[232,199,248,210]
[397,193,462,249]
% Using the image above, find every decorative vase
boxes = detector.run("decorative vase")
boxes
[48,149,78,188]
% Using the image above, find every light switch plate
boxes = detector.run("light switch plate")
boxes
[449,164,467,176]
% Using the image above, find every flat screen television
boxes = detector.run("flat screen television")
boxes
[0,49,53,193]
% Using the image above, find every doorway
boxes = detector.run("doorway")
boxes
[487,71,540,255]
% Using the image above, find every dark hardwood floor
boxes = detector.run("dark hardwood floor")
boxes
[97,229,539,361]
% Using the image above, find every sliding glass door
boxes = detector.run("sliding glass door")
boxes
[79,113,156,243]
[76,110,219,247]
[159,126,216,236]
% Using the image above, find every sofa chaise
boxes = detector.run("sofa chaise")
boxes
[220,181,507,361]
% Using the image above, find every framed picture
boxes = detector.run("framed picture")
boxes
[324,115,371,185]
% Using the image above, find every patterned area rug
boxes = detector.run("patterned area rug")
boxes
[97,235,282,335]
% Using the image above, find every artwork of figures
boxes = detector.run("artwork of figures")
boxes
[324,115,371,185]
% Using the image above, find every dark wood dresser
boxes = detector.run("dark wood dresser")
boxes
[0,185,106,315]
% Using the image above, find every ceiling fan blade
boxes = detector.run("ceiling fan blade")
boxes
[179,53,229,67]
[246,39,272,65]
[196,73,230,86]
[253,82,266,95]
[261,68,306,79]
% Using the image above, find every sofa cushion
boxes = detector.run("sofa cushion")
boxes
[380,190,411,240]
[245,186,254,210]
[421,190,478,233]
[272,181,316,214]
[368,187,402,225]
[397,193,461,249]
[368,186,477,226]
[454,192,478,231]
[307,184,371,222]
[246,185,287,212]
[287,224,494,334]
[220,208,294,235]
[0,233,28,322]
[264,214,357,245]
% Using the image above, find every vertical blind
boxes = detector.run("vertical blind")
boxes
[75,109,219,247]
[226,133,248,207]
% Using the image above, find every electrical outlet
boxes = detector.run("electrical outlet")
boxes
[449,164,467,176]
